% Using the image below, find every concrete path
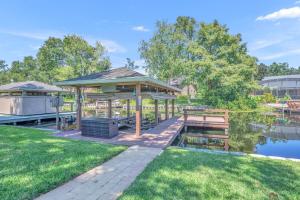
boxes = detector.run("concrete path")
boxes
[36,146,162,200]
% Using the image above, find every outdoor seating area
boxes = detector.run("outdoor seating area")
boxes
[55,67,181,138]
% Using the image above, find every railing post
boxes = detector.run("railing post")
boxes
[224,110,229,125]
[183,109,188,132]
[183,109,187,123]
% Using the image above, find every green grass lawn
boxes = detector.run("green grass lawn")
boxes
[119,147,300,200]
[0,126,126,200]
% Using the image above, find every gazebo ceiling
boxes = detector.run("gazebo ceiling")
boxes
[86,92,176,100]
[55,67,181,93]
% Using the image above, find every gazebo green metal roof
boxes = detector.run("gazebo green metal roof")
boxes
[55,67,181,92]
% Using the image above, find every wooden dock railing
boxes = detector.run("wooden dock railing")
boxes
[183,108,229,129]
[287,100,300,112]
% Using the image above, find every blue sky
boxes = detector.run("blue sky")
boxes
[1,0,300,71]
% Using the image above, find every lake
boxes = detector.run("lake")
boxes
[174,111,300,159]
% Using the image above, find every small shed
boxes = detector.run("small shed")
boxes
[0,81,64,115]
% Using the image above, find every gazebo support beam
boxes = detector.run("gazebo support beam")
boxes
[56,92,60,130]
[76,87,82,130]
[154,99,158,125]
[127,99,130,118]
[171,99,175,118]
[165,99,169,120]
[135,84,142,137]
[108,99,112,118]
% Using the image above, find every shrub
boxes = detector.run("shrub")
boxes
[260,93,276,103]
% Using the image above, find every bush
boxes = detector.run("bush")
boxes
[176,95,189,105]
[260,93,276,103]
[224,96,258,110]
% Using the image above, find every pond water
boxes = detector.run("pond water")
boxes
[174,111,300,159]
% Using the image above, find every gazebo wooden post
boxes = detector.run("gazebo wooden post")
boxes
[127,99,130,118]
[171,98,175,118]
[165,99,169,120]
[56,92,60,130]
[108,99,112,118]
[135,84,142,137]
[76,87,82,130]
[154,99,158,125]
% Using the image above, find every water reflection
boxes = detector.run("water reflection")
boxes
[177,111,300,159]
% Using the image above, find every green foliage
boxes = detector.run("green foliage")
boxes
[140,17,258,109]
[0,126,126,200]
[0,60,10,84]
[63,35,111,77]
[225,96,258,110]
[256,62,300,80]
[124,58,139,70]
[3,35,111,84]
[120,147,300,200]
[175,95,189,104]
[260,93,276,103]
[283,94,292,101]
[9,56,40,82]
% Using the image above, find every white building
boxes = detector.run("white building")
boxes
[260,75,300,99]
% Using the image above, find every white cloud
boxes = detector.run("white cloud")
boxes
[1,29,127,54]
[249,39,284,51]
[259,48,300,60]
[256,7,300,21]
[132,26,150,32]
[0,30,64,40]
[86,37,127,53]
[98,39,127,53]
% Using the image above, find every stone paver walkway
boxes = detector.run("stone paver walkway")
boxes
[36,145,162,200]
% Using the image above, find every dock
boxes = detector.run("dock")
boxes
[54,109,230,149]
[54,117,184,149]
[181,108,229,130]
[0,112,76,125]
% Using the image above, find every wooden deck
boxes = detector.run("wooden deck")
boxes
[181,109,229,130]
[0,112,76,125]
[54,117,184,148]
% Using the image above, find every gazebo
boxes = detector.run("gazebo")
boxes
[55,67,181,137]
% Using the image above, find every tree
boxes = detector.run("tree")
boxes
[37,37,65,83]
[268,62,290,76]
[140,17,258,108]
[124,58,139,70]
[63,35,111,77]
[0,60,9,84]
[255,63,268,80]
[36,35,111,83]
[9,56,39,82]
[255,62,300,80]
